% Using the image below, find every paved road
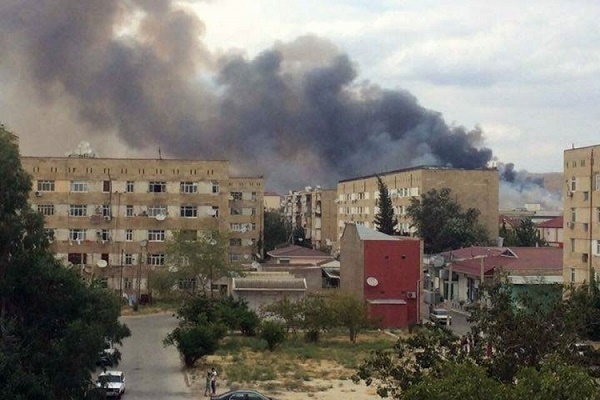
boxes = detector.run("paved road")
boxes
[116,313,193,400]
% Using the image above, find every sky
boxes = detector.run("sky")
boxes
[1,0,599,193]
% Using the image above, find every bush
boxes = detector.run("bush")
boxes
[260,320,286,351]
[163,322,226,367]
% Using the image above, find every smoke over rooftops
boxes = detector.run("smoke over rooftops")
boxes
[1,0,494,191]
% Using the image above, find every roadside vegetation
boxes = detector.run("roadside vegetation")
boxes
[0,124,130,399]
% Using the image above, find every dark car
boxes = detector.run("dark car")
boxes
[211,389,275,400]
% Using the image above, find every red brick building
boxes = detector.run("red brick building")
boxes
[340,223,422,328]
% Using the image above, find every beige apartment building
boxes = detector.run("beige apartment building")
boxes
[21,156,264,298]
[283,186,338,252]
[563,145,600,285]
[336,167,499,250]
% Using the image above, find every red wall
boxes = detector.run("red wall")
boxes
[363,240,420,327]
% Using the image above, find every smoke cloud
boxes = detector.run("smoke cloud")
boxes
[1,0,494,191]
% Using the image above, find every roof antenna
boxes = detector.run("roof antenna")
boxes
[158,147,162,160]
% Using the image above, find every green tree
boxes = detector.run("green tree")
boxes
[163,229,239,297]
[406,187,490,253]
[163,315,226,367]
[330,291,370,343]
[0,125,130,399]
[514,217,547,247]
[260,297,304,334]
[354,275,599,398]
[259,320,286,351]
[373,176,398,235]
[263,211,290,253]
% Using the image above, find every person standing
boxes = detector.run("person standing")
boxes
[204,370,212,397]
[210,367,217,395]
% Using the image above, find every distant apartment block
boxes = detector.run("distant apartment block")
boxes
[21,156,264,297]
[283,186,338,251]
[563,145,600,285]
[263,191,282,211]
[336,166,499,248]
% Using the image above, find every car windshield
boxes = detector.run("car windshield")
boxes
[99,375,122,383]
[433,309,448,316]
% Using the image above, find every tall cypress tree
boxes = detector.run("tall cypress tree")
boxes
[373,176,397,235]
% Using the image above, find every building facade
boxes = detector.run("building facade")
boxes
[21,156,264,298]
[563,145,600,284]
[336,166,499,249]
[340,223,422,328]
[283,186,338,251]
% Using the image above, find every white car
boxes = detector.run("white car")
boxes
[429,308,452,325]
[96,370,126,398]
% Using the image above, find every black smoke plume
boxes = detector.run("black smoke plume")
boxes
[1,0,493,190]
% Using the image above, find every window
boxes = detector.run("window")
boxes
[124,254,134,265]
[37,180,55,192]
[251,192,257,201]
[230,238,242,246]
[148,230,165,242]
[570,177,577,192]
[125,229,133,242]
[180,205,198,218]
[583,223,589,232]
[212,181,219,193]
[103,180,111,192]
[582,253,589,263]
[596,240,600,256]
[98,229,110,242]
[37,204,55,216]
[102,204,111,217]
[69,229,86,241]
[596,174,600,191]
[597,207,600,223]
[230,192,242,200]
[180,181,198,194]
[124,278,132,289]
[584,191,589,201]
[126,205,134,217]
[178,278,197,290]
[570,238,575,252]
[147,205,167,217]
[68,253,87,265]
[230,208,241,215]
[229,253,242,262]
[148,254,165,266]
[149,181,166,193]
[571,208,576,222]
[70,181,88,192]
[126,181,134,193]
[211,206,219,218]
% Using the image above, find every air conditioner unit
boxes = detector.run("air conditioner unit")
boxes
[567,191,573,197]
[35,191,42,197]
[406,291,417,299]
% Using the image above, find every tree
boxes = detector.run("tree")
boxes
[330,291,371,343]
[260,297,304,334]
[163,315,226,367]
[514,217,547,247]
[0,125,130,399]
[259,320,286,351]
[373,176,398,235]
[354,275,600,399]
[406,187,490,253]
[163,229,239,297]
[263,211,290,253]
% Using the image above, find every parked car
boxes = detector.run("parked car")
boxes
[429,308,452,325]
[96,341,120,367]
[96,370,126,398]
[211,389,275,400]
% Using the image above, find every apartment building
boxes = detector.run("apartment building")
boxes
[563,145,600,284]
[283,186,338,251]
[336,166,499,248]
[21,156,264,297]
